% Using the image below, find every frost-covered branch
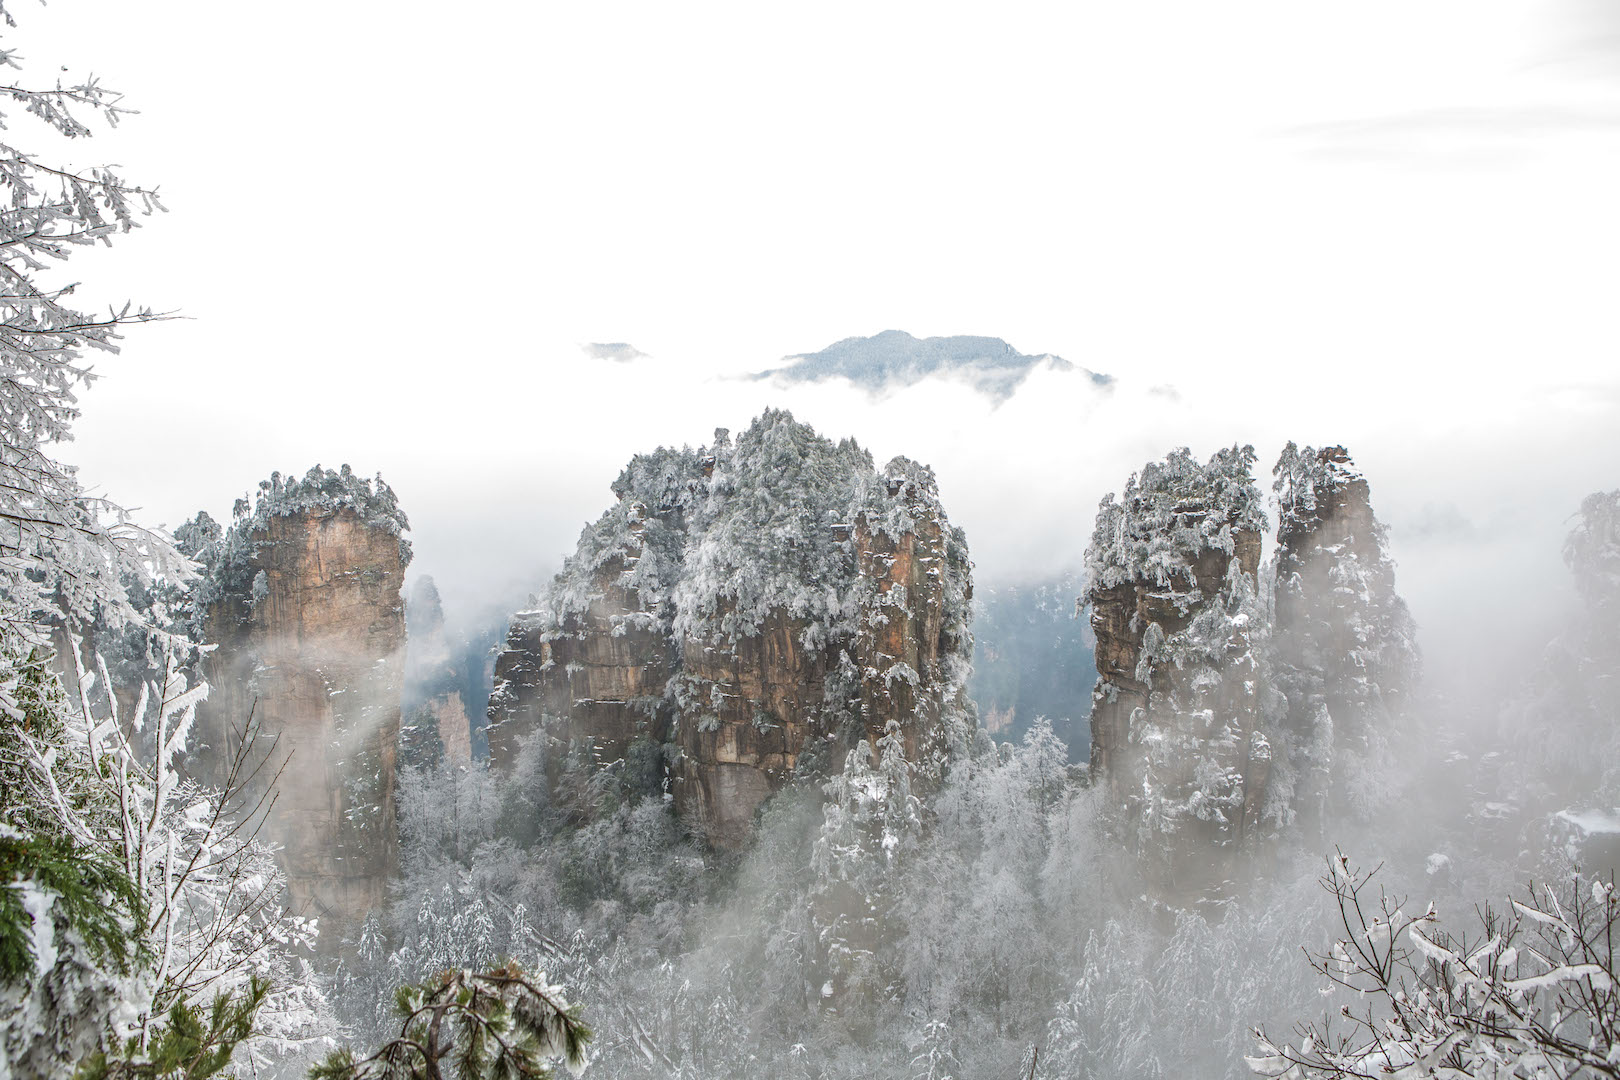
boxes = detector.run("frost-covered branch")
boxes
[1250,851,1620,1079]
[0,3,183,643]
[10,635,332,1069]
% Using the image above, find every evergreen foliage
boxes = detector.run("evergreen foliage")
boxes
[536,409,971,653]
[79,977,268,1080]
[312,965,589,1080]
[1086,445,1267,595]
[0,833,144,983]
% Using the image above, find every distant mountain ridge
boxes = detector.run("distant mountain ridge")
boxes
[758,329,1112,403]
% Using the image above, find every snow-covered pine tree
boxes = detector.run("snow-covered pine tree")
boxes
[2,631,338,1076]
[1084,446,1280,880]
[0,638,145,1074]
[1269,444,1418,832]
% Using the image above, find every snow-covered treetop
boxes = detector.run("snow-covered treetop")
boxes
[1565,489,1620,618]
[542,442,710,619]
[174,466,411,630]
[243,465,410,550]
[213,465,410,561]
[1085,445,1266,591]
[537,409,971,650]
[1272,443,1364,540]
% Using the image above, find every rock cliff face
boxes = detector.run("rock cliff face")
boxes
[184,466,410,948]
[489,410,973,848]
[1084,446,1276,872]
[1269,444,1417,830]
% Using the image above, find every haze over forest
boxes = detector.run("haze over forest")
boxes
[1,2,1619,1080]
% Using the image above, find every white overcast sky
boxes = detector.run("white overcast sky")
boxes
[19,0,1620,676]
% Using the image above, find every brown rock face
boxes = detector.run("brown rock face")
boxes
[488,535,678,800]
[427,691,473,765]
[1089,535,1265,797]
[1274,447,1384,636]
[489,412,973,848]
[1084,446,1275,874]
[196,496,406,948]
[667,494,960,846]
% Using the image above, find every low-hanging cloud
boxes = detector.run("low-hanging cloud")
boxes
[582,342,649,363]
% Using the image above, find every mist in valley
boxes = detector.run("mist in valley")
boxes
[3,1,1620,1078]
[318,425,1617,1080]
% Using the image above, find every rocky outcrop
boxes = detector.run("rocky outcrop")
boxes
[184,466,409,948]
[1084,446,1276,873]
[1269,445,1417,830]
[1083,444,1422,874]
[402,576,474,767]
[489,542,677,804]
[488,410,973,848]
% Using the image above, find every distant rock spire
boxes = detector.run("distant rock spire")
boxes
[187,467,408,951]
[1083,445,1277,876]
[1269,444,1418,832]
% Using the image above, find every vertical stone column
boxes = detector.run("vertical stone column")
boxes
[200,507,404,948]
